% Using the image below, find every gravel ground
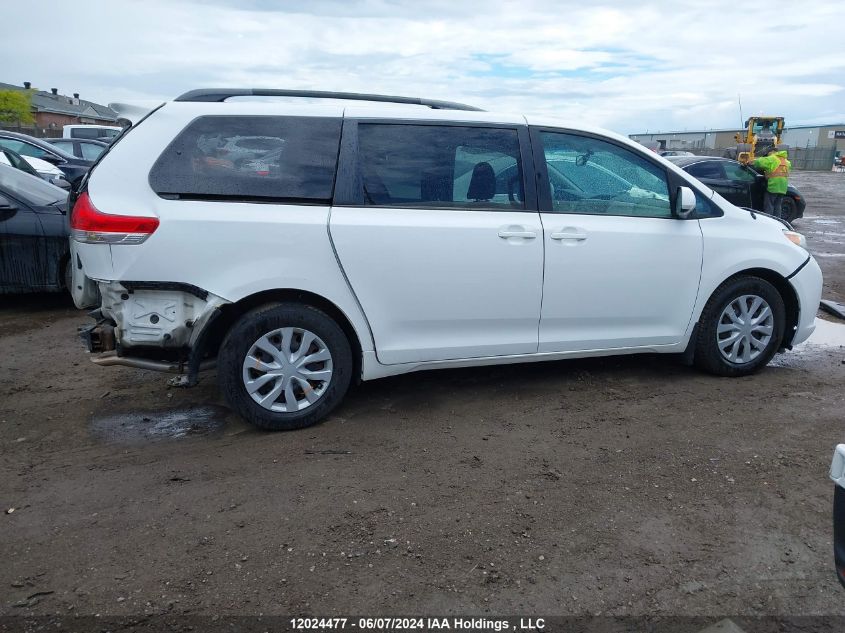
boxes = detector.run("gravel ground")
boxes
[1,171,844,623]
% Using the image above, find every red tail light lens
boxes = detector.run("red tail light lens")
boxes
[70,192,159,245]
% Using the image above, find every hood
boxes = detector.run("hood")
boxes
[774,150,788,158]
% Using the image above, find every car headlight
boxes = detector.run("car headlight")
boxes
[783,230,807,249]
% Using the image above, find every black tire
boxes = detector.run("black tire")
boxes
[693,276,785,377]
[63,258,72,292]
[781,197,797,223]
[218,303,353,431]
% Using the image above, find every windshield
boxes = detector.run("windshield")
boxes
[0,163,66,206]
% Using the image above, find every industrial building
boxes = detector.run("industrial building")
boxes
[630,123,845,153]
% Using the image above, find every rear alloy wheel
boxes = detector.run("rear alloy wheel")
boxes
[242,327,333,413]
[218,304,352,431]
[694,276,785,377]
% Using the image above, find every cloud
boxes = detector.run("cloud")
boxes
[2,0,843,133]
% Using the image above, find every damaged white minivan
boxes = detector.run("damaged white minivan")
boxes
[70,89,822,431]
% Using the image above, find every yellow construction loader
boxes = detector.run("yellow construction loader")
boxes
[733,116,785,164]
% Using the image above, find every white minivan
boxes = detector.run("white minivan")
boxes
[69,89,822,431]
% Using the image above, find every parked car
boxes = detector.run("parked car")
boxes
[0,131,92,187]
[0,147,41,179]
[0,162,71,293]
[667,155,805,222]
[46,138,109,161]
[70,88,822,431]
[62,124,122,141]
[0,147,70,189]
[831,445,845,587]
[659,150,695,157]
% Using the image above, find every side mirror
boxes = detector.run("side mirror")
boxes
[0,194,18,221]
[674,186,696,219]
[0,193,18,210]
[40,154,64,166]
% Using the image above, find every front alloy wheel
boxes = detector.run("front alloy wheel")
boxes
[716,295,774,364]
[694,276,785,377]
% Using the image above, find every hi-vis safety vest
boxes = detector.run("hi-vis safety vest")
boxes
[767,156,789,179]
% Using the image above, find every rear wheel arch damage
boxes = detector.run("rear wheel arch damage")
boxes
[683,268,800,366]
[196,289,364,384]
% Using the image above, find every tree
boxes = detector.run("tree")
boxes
[0,90,35,125]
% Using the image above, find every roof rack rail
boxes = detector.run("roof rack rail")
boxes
[173,89,484,112]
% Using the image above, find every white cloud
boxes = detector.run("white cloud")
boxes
[2,0,843,133]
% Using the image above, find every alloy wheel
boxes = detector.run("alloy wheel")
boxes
[241,327,333,412]
[716,294,774,364]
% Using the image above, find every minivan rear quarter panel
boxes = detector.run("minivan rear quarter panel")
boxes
[84,103,375,354]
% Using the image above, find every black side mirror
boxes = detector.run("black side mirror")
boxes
[40,154,64,166]
[0,194,18,221]
[0,193,18,210]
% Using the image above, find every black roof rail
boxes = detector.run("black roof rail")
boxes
[173,89,484,112]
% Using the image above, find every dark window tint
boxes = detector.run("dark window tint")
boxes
[0,138,50,160]
[71,127,105,139]
[693,189,720,216]
[722,161,756,183]
[357,124,524,209]
[686,161,724,180]
[150,116,342,202]
[79,142,105,161]
[50,140,75,154]
[541,132,671,217]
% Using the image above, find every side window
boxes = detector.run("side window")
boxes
[0,139,48,159]
[722,161,756,183]
[357,124,524,209]
[686,161,725,180]
[71,127,101,139]
[79,142,105,160]
[693,189,719,216]
[149,116,342,202]
[540,131,671,218]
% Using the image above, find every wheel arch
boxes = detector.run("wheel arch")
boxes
[685,267,800,362]
[199,288,364,382]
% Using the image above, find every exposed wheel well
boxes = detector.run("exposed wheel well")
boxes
[200,289,363,381]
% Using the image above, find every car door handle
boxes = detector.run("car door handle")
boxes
[550,231,587,241]
[498,230,537,239]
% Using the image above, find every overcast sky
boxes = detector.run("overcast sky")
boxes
[4,0,843,134]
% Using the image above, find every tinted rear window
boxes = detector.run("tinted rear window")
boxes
[71,127,105,139]
[686,161,724,180]
[357,124,524,209]
[149,116,342,202]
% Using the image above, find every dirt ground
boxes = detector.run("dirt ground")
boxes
[2,171,845,623]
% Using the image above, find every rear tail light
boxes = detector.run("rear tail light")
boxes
[70,192,159,245]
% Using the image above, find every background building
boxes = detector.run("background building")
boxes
[630,123,845,152]
[0,81,118,136]
[629,123,844,170]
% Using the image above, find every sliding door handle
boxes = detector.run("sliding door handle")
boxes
[550,231,587,241]
[498,230,537,239]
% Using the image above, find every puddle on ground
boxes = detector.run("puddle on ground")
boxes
[812,252,845,258]
[802,318,845,348]
[90,404,231,443]
[770,317,844,368]
[811,218,841,226]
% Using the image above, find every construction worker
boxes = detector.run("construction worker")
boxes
[752,148,791,218]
